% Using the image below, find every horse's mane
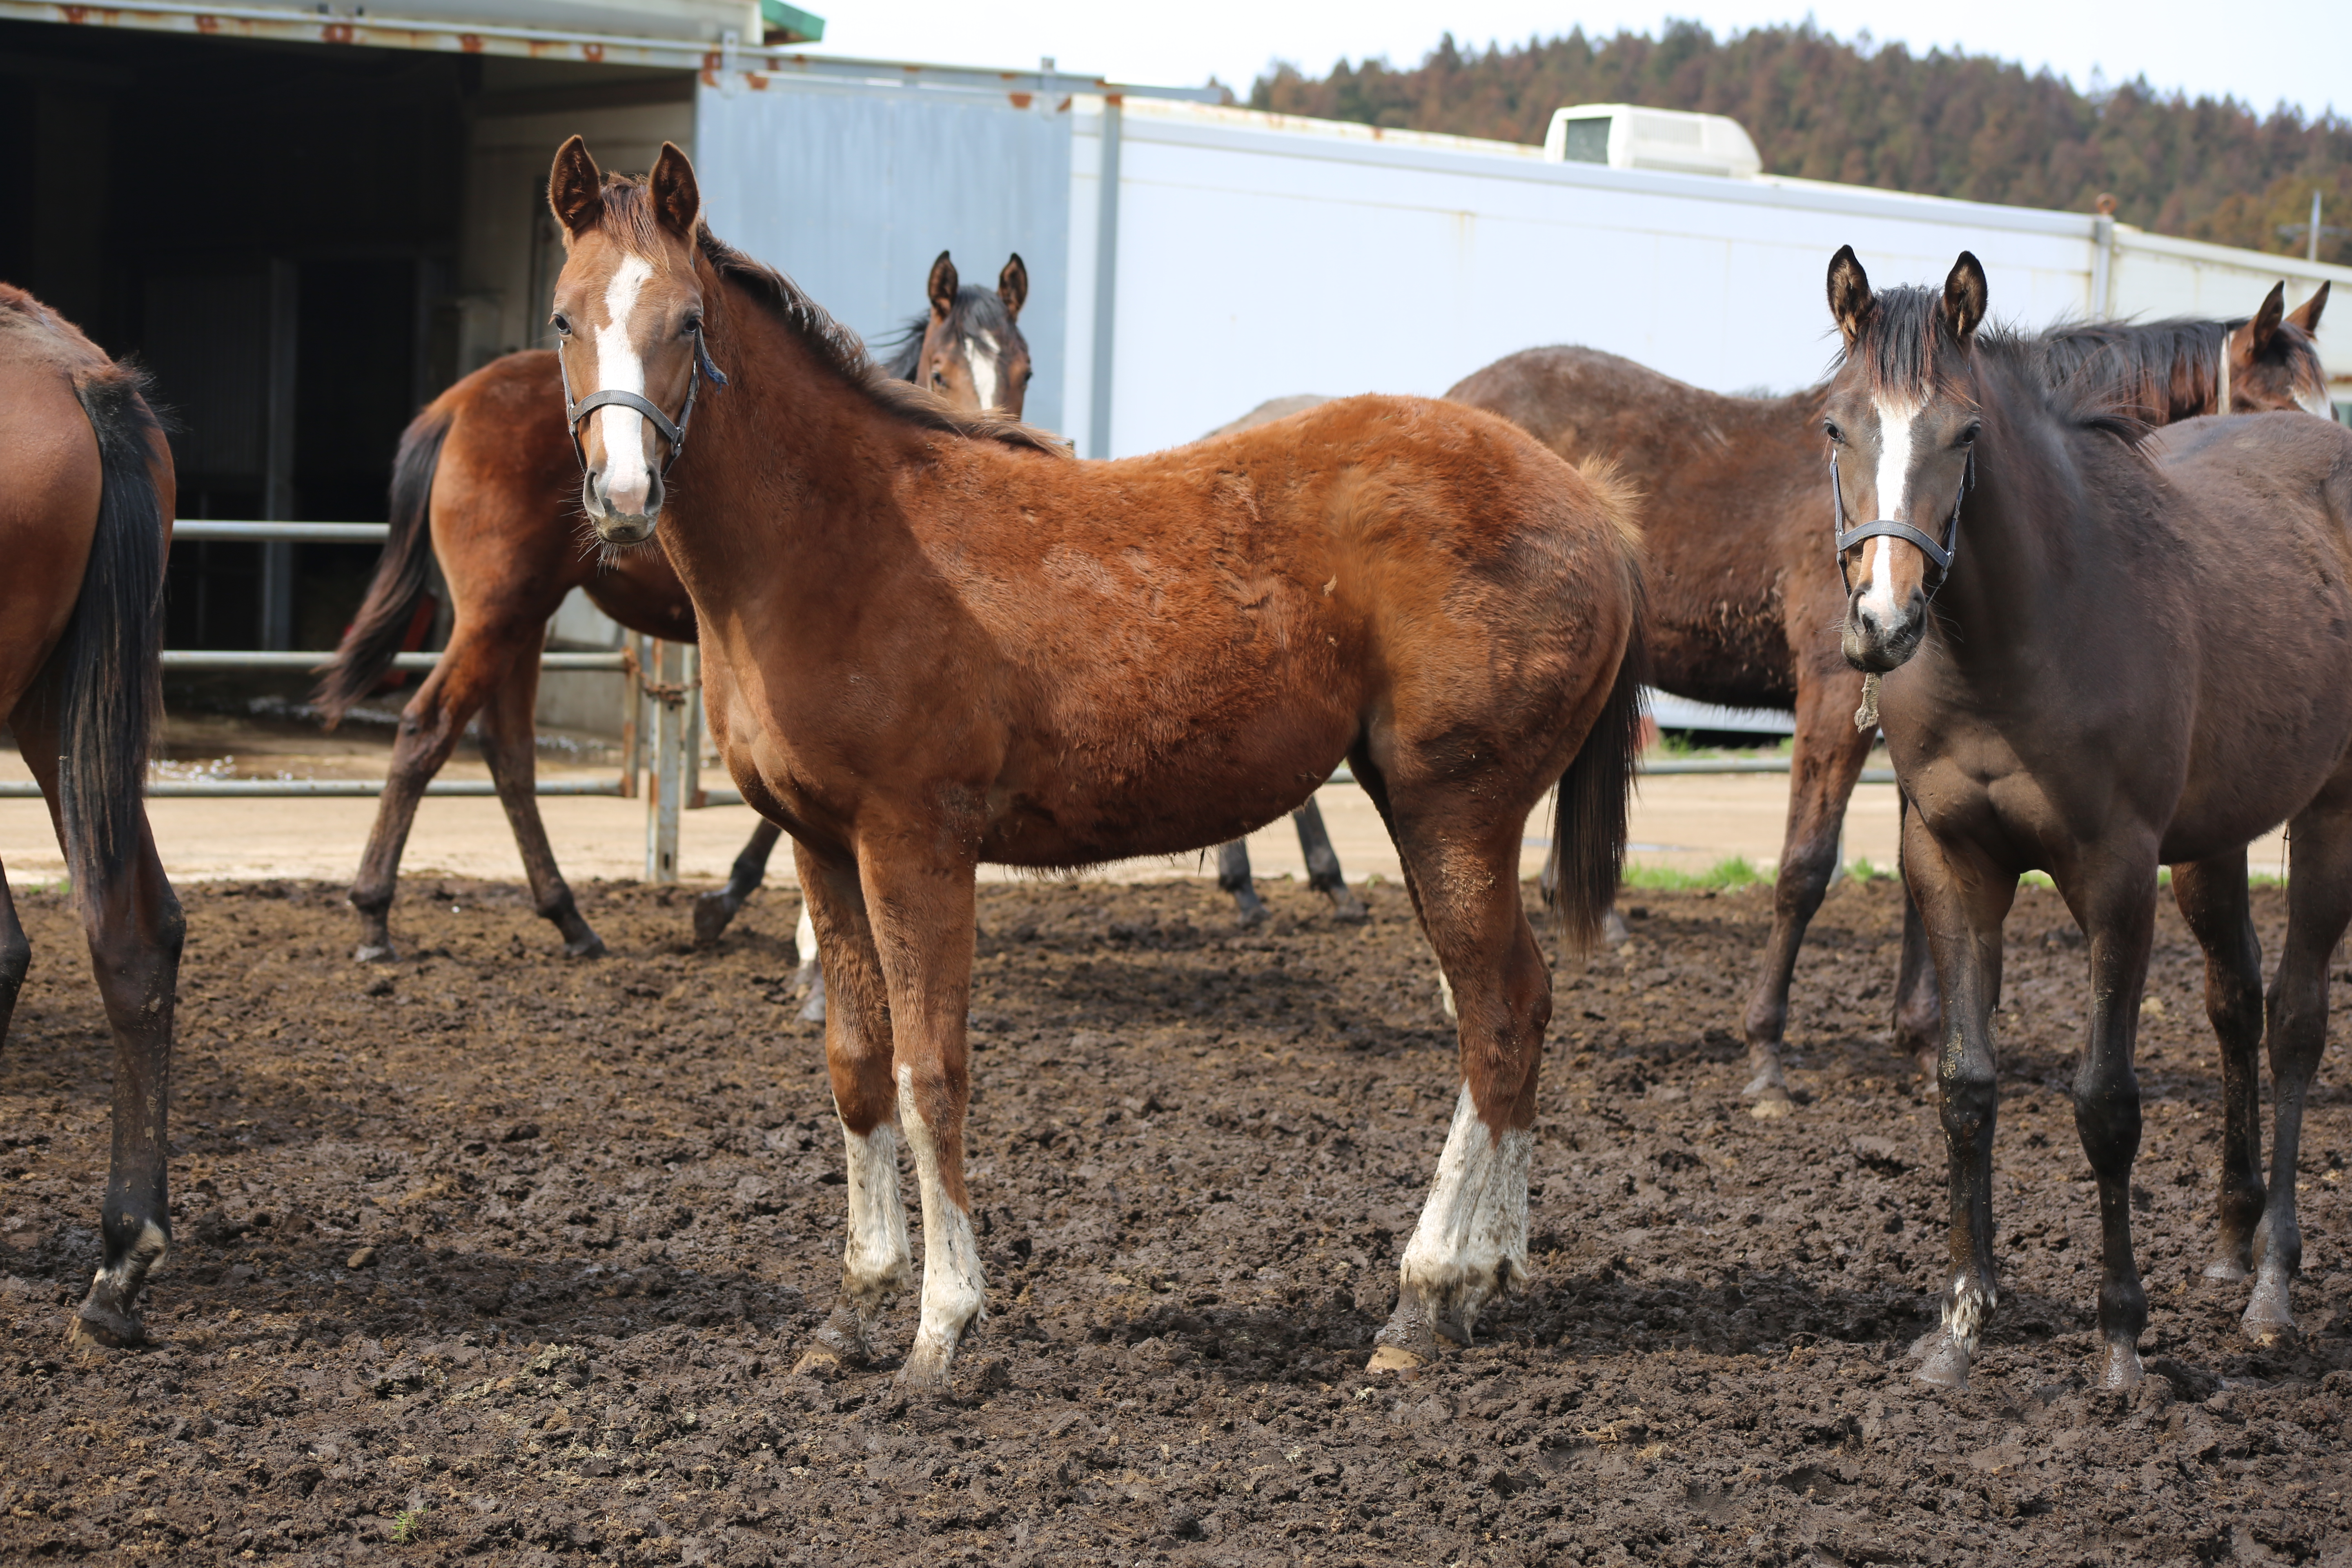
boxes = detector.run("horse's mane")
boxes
[876,286,1023,383]
[588,176,1067,459]
[2034,315,2323,419]
[1850,286,2151,447]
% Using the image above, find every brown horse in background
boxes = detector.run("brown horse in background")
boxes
[1826,248,2352,1390]
[544,138,1645,1389]
[315,251,1034,964]
[1448,283,2332,1110]
[0,283,182,1347]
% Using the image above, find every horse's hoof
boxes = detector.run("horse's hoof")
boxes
[353,942,396,965]
[1367,1344,1424,1374]
[799,988,828,1026]
[791,1348,844,1381]
[2243,1284,2297,1346]
[811,1305,873,1367]
[1748,1095,1793,1121]
[1323,887,1370,924]
[2098,1341,2145,1390]
[69,1301,145,1350]
[1600,909,1633,947]
[895,1335,956,1393]
[1912,1329,1971,1390]
[692,892,736,948]
[563,933,607,960]
[1233,902,1269,931]
[2202,1256,2251,1283]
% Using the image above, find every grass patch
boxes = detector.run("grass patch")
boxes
[1624,855,1771,891]
[392,1507,430,1544]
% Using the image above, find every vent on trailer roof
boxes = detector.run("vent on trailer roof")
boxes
[1544,105,1762,178]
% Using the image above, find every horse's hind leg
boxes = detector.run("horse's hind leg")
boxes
[0,870,31,1049]
[476,652,602,958]
[1739,671,1874,1112]
[1216,840,1268,927]
[2245,795,2352,1343]
[1294,800,1366,921]
[2169,854,2267,1282]
[349,628,510,962]
[793,844,908,1375]
[694,819,783,946]
[1370,794,1550,1371]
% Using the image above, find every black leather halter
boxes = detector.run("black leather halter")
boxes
[556,325,728,480]
[1831,446,1971,583]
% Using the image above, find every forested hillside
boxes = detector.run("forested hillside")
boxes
[1246,23,2351,265]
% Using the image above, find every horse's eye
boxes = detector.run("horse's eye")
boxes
[552,314,572,337]
[1958,423,1981,446]
[1823,421,1845,444]
[682,312,703,336]
[931,372,946,389]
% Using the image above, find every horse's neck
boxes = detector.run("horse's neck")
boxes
[1928,394,2079,671]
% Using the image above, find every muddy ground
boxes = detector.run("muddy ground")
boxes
[1,874,2348,1566]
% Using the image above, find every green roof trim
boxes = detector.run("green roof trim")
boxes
[760,0,823,42]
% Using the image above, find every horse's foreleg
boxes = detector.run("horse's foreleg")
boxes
[349,636,505,962]
[2245,797,2352,1343]
[795,846,904,1374]
[0,870,30,1050]
[2169,854,2267,1284]
[2068,849,2161,1389]
[1904,815,2017,1390]
[1739,673,1873,1114]
[1372,805,1548,1372]
[860,855,985,1392]
[477,654,602,958]
[694,819,784,946]
[1893,835,1942,1085]
[1216,840,1267,927]
[1293,799,1366,921]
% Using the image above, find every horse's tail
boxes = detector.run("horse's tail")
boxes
[313,402,452,727]
[57,367,169,901]
[1552,463,1649,951]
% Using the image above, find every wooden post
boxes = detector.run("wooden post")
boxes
[684,643,706,810]
[646,637,684,883]
[618,635,642,799]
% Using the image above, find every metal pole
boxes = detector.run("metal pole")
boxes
[684,644,705,809]
[618,636,642,799]
[646,638,683,883]
[261,258,299,652]
[1087,95,1124,460]
[2312,189,2325,265]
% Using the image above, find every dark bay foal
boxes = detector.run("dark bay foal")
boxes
[1825,247,2352,1388]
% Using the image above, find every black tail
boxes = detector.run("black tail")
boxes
[1552,616,1648,953]
[313,403,451,726]
[57,369,169,901]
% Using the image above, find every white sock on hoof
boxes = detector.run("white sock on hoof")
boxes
[897,1067,986,1360]
[839,1117,909,1308]
[1399,1084,1531,1325]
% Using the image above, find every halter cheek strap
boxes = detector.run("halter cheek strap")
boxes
[1831,448,1969,579]
[555,326,728,480]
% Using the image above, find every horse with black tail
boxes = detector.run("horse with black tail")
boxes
[0,282,183,1347]
[1824,247,2352,1390]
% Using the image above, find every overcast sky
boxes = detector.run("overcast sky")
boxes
[795,1,2349,121]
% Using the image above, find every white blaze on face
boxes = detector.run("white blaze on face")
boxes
[964,330,1002,412]
[1397,1084,1532,1334]
[896,1065,987,1363]
[1856,401,1917,626]
[593,253,656,517]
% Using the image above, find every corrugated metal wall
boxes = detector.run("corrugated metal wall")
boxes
[694,79,1073,436]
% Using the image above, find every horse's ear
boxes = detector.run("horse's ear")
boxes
[1827,245,1872,350]
[548,136,605,242]
[648,143,701,240]
[2289,279,2330,335]
[927,252,959,323]
[1941,252,1988,346]
[998,253,1028,320]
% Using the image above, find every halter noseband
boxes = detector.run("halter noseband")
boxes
[555,325,728,481]
[1831,447,1970,583]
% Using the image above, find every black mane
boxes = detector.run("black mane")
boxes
[1847,286,2150,446]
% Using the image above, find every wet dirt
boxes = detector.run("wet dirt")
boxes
[1,874,2348,1566]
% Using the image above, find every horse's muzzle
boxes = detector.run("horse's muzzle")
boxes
[1842,593,1926,673]
[584,470,662,546]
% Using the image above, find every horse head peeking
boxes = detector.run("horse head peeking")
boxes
[883,250,1033,416]
[547,136,722,545]
[2223,278,2332,417]
[1823,245,1988,674]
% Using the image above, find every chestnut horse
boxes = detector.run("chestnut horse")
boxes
[545,138,1645,1387]
[0,283,182,1346]
[1449,283,2332,1109]
[314,250,1033,964]
[1825,248,2352,1390]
